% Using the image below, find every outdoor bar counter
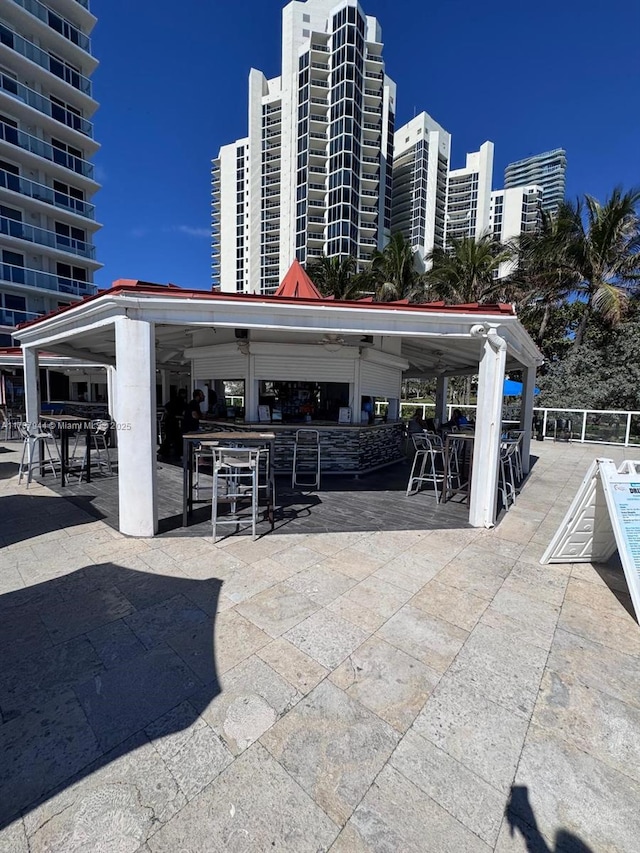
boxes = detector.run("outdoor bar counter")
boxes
[201,420,404,475]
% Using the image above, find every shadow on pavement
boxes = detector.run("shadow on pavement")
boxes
[506,785,594,852]
[0,494,102,544]
[0,562,222,830]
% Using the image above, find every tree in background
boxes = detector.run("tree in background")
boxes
[505,209,579,346]
[557,187,640,347]
[425,233,511,304]
[306,255,368,300]
[370,232,425,302]
[538,298,640,411]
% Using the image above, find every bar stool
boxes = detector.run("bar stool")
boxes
[211,446,260,542]
[292,429,320,490]
[17,423,60,487]
[78,419,113,480]
[406,435,447,501]
[498,442,519,511]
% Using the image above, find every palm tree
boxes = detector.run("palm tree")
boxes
[370,232,424,302]
[561,187,640,346]
[504,209,579,345]
[306,255,366,300]
[425,233,512,304]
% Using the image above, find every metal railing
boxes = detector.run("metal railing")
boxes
[11,0,91,52]
[0,216,95,258]
[0,24,93,95]
[0,262,95,296]
[0,120,94,179]
[387,401,640,447]
[0,73,93,136]
[0,306,40,326]
[0,168,95,217]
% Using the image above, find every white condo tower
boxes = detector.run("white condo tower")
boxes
[444,141,494,247]
[0,0,100,344]
[212,0,396,294]
[391,111,450,271]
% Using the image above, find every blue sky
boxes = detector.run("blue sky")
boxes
[91,0,639,291]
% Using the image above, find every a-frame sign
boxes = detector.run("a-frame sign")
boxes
[541,458,640,622]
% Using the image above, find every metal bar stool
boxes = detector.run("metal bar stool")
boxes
[292,429,320,490]
[211,446,260,542]
[17,423,60,487]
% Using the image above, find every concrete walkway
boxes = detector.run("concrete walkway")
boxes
[0,439,638,852]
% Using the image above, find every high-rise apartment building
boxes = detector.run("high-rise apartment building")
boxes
[212,0,396,294]
[391,111,450,270]
[444,141,493,246]
[489,184,543,278]
[504,148,566,214]
[0,0,100,345]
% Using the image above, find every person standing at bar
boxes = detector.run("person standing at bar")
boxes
[182,389,205,433]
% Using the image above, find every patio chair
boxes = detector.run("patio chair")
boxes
[292,429,320,490]
[17,422,61,487]
[211,446,260,542]
[498,441,519,511]
[553,418,572,442]
[406,435,448,501]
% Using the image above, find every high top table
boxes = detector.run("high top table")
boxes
[441,432,474,503]
[42,414,92,487]
[182,431,276,527]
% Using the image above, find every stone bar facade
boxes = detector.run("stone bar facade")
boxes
[203,421,405,475]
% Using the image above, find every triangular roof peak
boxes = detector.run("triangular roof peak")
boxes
[274,259,323,299]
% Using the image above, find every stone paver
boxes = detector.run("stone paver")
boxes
[0,439,638,852]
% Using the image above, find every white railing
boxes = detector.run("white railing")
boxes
[384,402,640,447]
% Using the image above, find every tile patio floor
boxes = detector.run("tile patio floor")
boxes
[0,439,638,852]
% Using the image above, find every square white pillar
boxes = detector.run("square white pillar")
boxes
[23,347,40,460]
[435,376,448,426]
[114,317,157,536]
[469,331,506,528]
[519,365,537,475]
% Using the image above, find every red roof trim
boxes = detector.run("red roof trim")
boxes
[16,279,516,331]
[274,259,323,299]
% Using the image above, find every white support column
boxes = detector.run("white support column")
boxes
[519,365,536,475]
[23,346,40,429]
[435,376,448,427]
[114,317,157,536]
[106,366,117,420]
[245,354,257,422]
[160,370,171,406]
[469,327,507,528]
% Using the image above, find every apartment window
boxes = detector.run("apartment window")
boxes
[55,221,86,251]
[0,69,18,96]
[50,95,84,133]
[48,53,82,90]
[53,180,85,212]
[51,138,84,173]
[302,29,310,37]
[47,10,83,47]
[0,159,19,191]
[56,262,86,282]
[2,249,24,283]
[303,13,310,21]
[0,113,18,145]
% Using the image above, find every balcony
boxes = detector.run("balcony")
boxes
[0,120,94,179]
[0,261,95,296]
[311,43,329,52]
[0,24,93,96]
[0,73,93,136]
[0,168,95,218]
[309,113,328,123]
[0,306,41,327]
[11,0,91,53]
[310,79,329,88]
[0,216,96,259]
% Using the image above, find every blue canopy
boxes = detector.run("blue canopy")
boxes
[503,379,541,397]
